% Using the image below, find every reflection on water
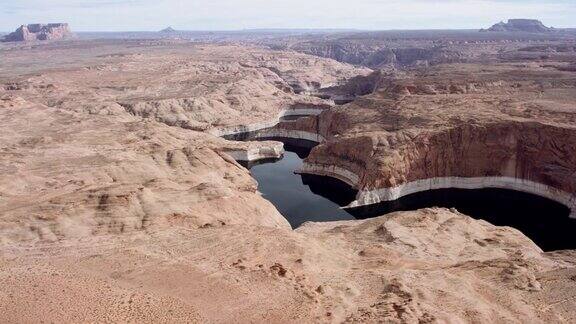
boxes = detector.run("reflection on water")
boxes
[246,139,356,227]
[235,135,576,251]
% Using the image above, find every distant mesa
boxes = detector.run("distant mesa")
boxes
[159,27,177,33]
[481,19,553,33]
[1,23,73,42]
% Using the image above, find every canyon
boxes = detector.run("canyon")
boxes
[294,63,576,217]
[1,27,576,322]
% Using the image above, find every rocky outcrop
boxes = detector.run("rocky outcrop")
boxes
[483,19,554,33]
[2,23,73,42]
[211,104,330,138]
[297,63,576,217]
[304,118,576,216]
[262,28,575,70]
[220,140,284,162]
[318,70,387,98]
[287,42,466,69]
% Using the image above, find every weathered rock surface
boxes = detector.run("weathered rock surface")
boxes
[0,98,292,244]
[298,62,576,214]
[0,41,368,132]
[0,40,377,238]
[1,23,73,42]
[259,29,576,69]
[0,42,368,244]
[2,208,576,323]
[285,41,466,69]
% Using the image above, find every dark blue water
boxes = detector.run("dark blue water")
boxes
[245,141,357,227]
[237,136,575,251]
[347,188,573,252]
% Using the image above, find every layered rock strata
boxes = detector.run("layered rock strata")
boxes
[260,29,575,70]
[220,141,284,162]
[211,105,330,145]
[2,23,73,42]
[297,63,576,217]
[348,177,576,217]
[286,42,466,69]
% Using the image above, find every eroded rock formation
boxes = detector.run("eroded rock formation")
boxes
[0,42,369,243]
[297,63,576,215]
[2,23,73,42]
[258,28,575,69]
[285,42,466,69]
[483,19,554,33]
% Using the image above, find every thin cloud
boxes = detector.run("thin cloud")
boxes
[1,0,574,31]
[3,0,151,10]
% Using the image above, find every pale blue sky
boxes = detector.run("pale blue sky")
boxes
[1,0,574,32]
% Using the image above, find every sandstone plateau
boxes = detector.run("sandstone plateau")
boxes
[483,19,554,33]
[1,23,73,42]
[259,22,573,69]
[1,30,576,322]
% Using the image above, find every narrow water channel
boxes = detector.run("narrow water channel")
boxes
[241,140,357,227]
[232,134,576,251]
